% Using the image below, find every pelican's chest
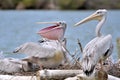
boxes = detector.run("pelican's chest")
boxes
[54,50,64,62]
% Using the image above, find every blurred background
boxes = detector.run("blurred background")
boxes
[0,0,120,10]
[0,0,120,61]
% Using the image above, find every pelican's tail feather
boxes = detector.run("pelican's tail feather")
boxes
[83,65,95,76]
[13,44,23,53]
[82,55,96,76]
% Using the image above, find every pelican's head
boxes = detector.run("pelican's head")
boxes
[37,21,66,40]
[74,9,107,26]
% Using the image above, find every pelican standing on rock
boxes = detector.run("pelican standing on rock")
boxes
[74,9,113,76]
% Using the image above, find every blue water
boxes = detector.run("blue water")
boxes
[0,10,120,61]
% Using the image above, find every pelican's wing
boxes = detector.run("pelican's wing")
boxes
[13,42,56,58]
[96,34,113,60]
[82,34,113,76]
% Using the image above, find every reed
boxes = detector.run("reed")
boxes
[117,38,120,59]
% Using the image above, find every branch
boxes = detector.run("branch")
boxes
[77,39,83,53]
[65,70,120,80]
[0,70,119,80]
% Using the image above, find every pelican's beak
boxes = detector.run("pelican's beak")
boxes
[36,21,60,34]
[36,21,59,24]
[74,12,102,26]
[36,21,65,40]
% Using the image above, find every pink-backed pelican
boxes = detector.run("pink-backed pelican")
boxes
[13,21,68,69]
[74,9,113,76]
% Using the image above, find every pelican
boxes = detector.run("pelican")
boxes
[37,21,67,52]
[13,21,68,69]
[37,21,66,41]
[74,9,113,76]
[13,38,67,69]
[0,58,36,73]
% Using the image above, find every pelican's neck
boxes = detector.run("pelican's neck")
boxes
[96,15,106,37]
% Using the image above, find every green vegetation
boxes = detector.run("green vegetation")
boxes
[22,0,35,8]
[0,0,120,10]
[58,0,85,9]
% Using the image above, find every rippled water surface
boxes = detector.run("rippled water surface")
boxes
[0,10,120,61]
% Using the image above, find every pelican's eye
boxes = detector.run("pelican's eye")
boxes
[59,22,62,24]
[97,11,102,14]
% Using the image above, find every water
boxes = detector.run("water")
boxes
[0,10,120,61]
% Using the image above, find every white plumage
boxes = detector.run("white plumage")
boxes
[0,58,22,73]
[13,39,67,68]
[82,35,113,76]
[74,9,113,76]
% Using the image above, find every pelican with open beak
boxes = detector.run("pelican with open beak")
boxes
[37,21,66,40]
[74,9,113,76]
